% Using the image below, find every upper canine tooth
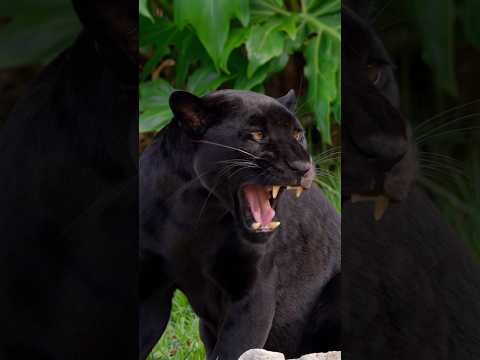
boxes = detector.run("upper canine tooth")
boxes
[295,187,304,198]
[272,185,280,199]
[268,221,281,230]
[374,195,389,221]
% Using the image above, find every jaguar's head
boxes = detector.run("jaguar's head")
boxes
[342,2,417,219]
[169,89,315,234]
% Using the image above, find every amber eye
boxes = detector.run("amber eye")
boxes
[293,130,303,141]
[367,64,382,85]
[251,131,264,141]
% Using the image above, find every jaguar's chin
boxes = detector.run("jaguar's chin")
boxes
[236,184,305,234]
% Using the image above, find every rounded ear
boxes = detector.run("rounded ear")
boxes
[72,0,137,62]
[277,89,297,111]
[169,91,209,136]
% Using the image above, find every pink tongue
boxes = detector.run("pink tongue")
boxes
[244,185,275,226]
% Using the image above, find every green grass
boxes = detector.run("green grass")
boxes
[315,156,341,213]
[148,291,204,360]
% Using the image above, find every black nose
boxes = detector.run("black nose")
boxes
[289,160,312,176]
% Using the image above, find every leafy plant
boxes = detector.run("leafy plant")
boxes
[139,0,341,145]
[380,0,480,97]
[0,0,80,69]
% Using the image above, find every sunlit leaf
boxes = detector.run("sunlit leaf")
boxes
[175,32,209,88]
[234,52,288,90]
[246,19,285,77]
[139,0,154,22]
[219,27,250,73]
[187,67,233,95]
[140,16,176,47]
[174,0,250,69]
[303,34,340,143]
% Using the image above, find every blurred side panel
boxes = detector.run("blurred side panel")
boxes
[0,1,138,359]
[342,0,480,359]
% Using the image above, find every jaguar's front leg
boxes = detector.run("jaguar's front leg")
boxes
[207,275,276,360]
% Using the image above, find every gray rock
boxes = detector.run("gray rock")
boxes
[238,349,341,360]
[297,352,341,360]
[239,349,285,360]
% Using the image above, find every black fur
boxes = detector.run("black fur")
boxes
[0,1,138,359]
[140,90,341,359]
[342,1,480,358]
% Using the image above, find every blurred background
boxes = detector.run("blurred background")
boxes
[0,0,80,125]
[372,0,480,258]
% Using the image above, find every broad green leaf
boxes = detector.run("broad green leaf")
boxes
[141,46,170,81]
[246,20,286,77]
[300,10,340,42]
[284,22,306,54]
[251,0,288,17]
[0,0,80,68]
[175,31,209,88]
[304,0,340,15]
[219,27,250,73]
[233,52,288,90]
[139,78,174,132]
[333,67,341,123]
[174,0,250,69]
[139,0,154,22]
[187,67,233,96]
[140,16,176,47]
[279,14,299,40]
[464,0,480,49]
[304,31,340,144]
[408,0,457,96]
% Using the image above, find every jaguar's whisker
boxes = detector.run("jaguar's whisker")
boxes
[414,99,480,133]
[193,140,259,159]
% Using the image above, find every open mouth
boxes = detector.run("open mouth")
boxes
[240,184,305,233]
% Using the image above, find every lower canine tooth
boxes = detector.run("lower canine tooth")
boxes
[351,194,390,221]
[351,194,376,203]
[251,222,261,230]
[268,221,281,230]
[272,185,280,199]
[374,195,389,221]
[295,187,304,198]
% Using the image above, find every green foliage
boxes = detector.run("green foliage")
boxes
[0,0,80,69]
[139,0,341,145]
[399,0,480,96]
[407,0,457,96]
